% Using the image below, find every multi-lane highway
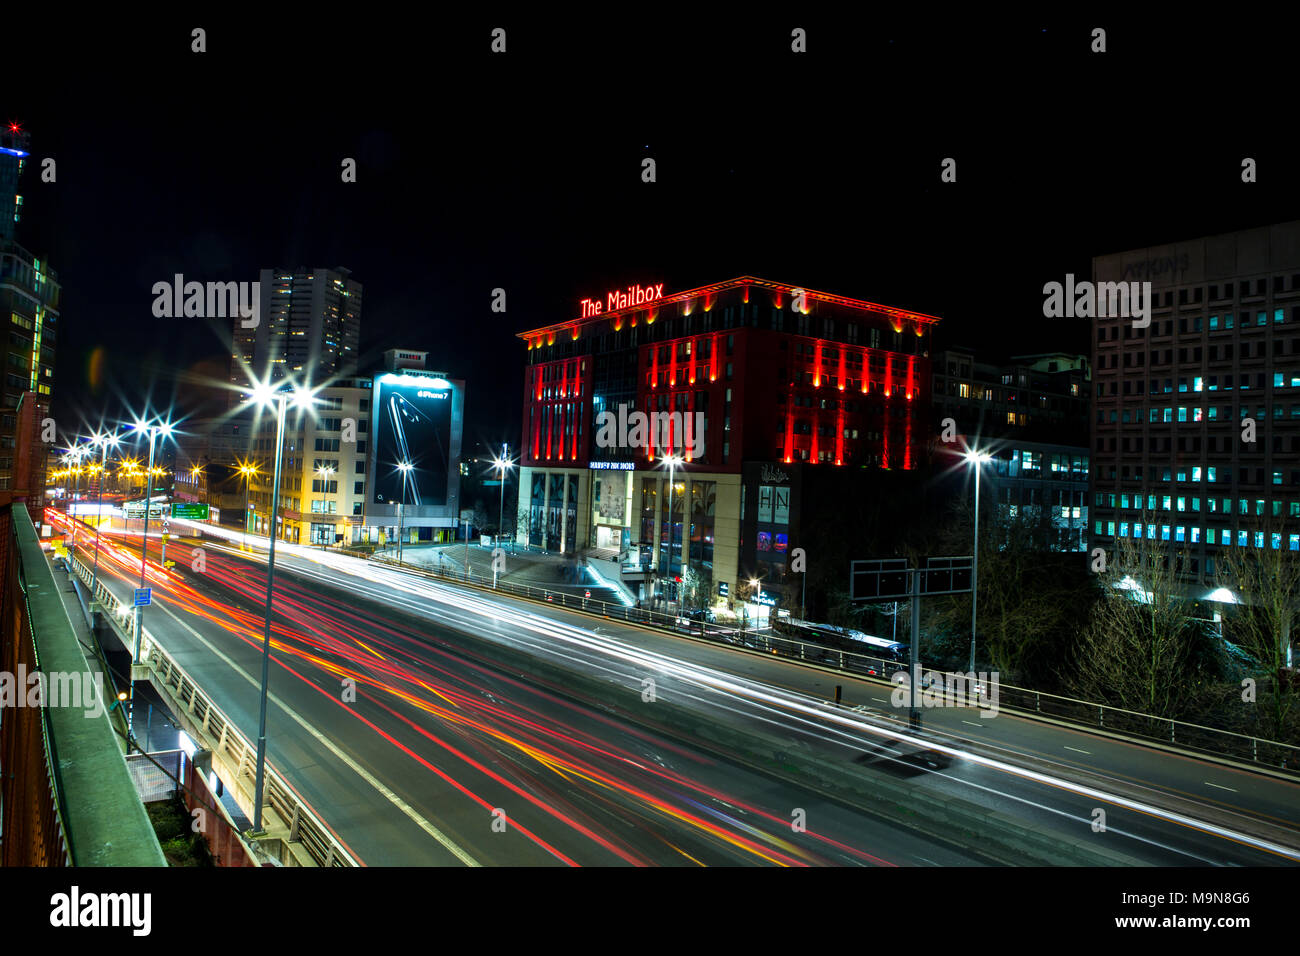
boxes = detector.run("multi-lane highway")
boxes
[52,512,1300,866]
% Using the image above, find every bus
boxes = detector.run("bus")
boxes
[798,623,909,664]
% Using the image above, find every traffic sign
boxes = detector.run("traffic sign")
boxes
[718,581,729,596]
[849,558,911,601]
[171,502,209,520]
[585,589,591,598]
[919,556,973,595]
[134,588,152,607]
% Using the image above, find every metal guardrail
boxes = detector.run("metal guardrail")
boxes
[372,552,1300,776]
[67,552,358,866]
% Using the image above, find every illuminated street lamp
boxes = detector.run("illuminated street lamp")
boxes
[126,416,175,740]
[396,460,413,565]
[315,464,336,548]
[659,453,684,611]
[87,430,123,616]
[237,460,259,549]
[963,447,994,672]
[246,376,319,835]
[490,444,515,582]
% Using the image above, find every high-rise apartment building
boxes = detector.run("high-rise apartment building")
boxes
[1091,220,1300,584]
[229,267,362,390]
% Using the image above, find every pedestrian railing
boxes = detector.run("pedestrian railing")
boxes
[67,552,359,866]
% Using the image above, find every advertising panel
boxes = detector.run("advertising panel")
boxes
[371,374,455,507]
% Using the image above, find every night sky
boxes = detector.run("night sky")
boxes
[8,12,1299,454]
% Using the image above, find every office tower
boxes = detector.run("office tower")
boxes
[1091,220,1300,584]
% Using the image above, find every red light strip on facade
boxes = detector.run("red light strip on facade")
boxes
[685,392,694,462]
[836,404,844,466]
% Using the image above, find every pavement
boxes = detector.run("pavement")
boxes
[386,542,625,604]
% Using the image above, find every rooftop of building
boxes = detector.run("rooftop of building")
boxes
[517,275,942,342]
[1094,218,1300,262]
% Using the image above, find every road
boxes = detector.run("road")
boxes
[53,512,1300,866]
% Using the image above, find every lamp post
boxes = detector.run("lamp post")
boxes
[660,453,683,612]
[492,443,513,546]
[238,460,259,549]
[490,444,514,585]
[127,417,174,741]
[68,445,85,504]
[247,376,318,835]
[396,460,412,565]
[88,430,122,617]
[964,448,993,673]
[315,464,335,548]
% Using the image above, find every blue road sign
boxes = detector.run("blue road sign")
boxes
[134,588,152,607]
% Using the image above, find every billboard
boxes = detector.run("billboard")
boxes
[370,373,457,507]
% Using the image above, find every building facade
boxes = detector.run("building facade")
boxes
[1091,220,1300,584]
[0,242,58,493]
[241,377,372,546]
[516,276,939,608]
[932,348,1091,551]
[230,267,362,391]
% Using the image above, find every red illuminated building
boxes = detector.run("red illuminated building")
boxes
[516,276,940,611]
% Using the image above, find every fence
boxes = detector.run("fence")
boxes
[67,551,358,866]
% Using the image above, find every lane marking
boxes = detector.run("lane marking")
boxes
[1205,782,1238,793]
[962,720,984,728]
[146,595,480,867]
[1065,746,1091,755]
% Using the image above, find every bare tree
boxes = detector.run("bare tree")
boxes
[1214,515,1300,739]
[1065,514,1216,718]
[928,496,1088,680]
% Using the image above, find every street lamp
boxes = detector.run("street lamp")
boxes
[659,453,684,612]
[66,444,88,504]
[315,464,335,548]
[963,447,994,672]
[88,430,122,617]
[237,460,259,549]
[490,443,514,551]
[126,416,174,741]
[245,376,319,835]
[396,460,412,565]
